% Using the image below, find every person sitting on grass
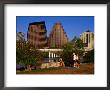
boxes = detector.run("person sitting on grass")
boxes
[59,58,65,67]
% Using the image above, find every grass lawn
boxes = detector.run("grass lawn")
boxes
[16,63,94,74]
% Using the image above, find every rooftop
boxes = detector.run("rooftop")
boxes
[86,29,91,32]
[29,21,45,25]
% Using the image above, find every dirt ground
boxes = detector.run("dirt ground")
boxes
[16,63,94,74]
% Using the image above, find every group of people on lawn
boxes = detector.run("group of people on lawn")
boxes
[72,53,80,68]
[26,53,80,71]
[59,53,80,68]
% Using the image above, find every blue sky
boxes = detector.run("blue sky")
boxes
[16,16,94,41]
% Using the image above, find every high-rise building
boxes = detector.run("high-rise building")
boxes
[16,32,25,42]
[16,32,25,48]
[80,30,94,51]
[48,22,68,48]
[27,21,47,48]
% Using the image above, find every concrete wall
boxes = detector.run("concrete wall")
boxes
[40,62,61,69]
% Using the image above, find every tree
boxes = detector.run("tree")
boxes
[71,36,77,42]
[16,42,43,70]
[61,36,84,66]
[83,49,94,63]
[71,36,84,56]
[62,43,74,66]
[42,51,49,58]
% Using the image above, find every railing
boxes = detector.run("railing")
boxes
[30,48,62,51]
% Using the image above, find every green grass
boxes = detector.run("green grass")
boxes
[16,63,94,74]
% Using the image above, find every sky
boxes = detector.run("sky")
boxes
[16,16,94,41]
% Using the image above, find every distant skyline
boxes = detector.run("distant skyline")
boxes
[16,16,94,41]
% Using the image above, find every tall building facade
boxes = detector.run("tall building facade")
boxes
[27,21,47,48]
[16,32,25,48]
[16,32,25,42]
[80,30,94,51]
[48,22,68,48]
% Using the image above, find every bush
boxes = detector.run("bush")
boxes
[83,49,94,63]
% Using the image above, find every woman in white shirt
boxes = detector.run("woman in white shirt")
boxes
[73,53,77,67]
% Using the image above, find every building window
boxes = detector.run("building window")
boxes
[86,34,88,47]
[40,25,45,29]
[89,34,90,43]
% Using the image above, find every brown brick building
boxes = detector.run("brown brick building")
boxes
[48,22,68,48]
[27,21,47,48]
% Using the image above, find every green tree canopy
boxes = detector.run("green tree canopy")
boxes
[61,36,84,66]
[83,49,94,63]
[16,42,43,66]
